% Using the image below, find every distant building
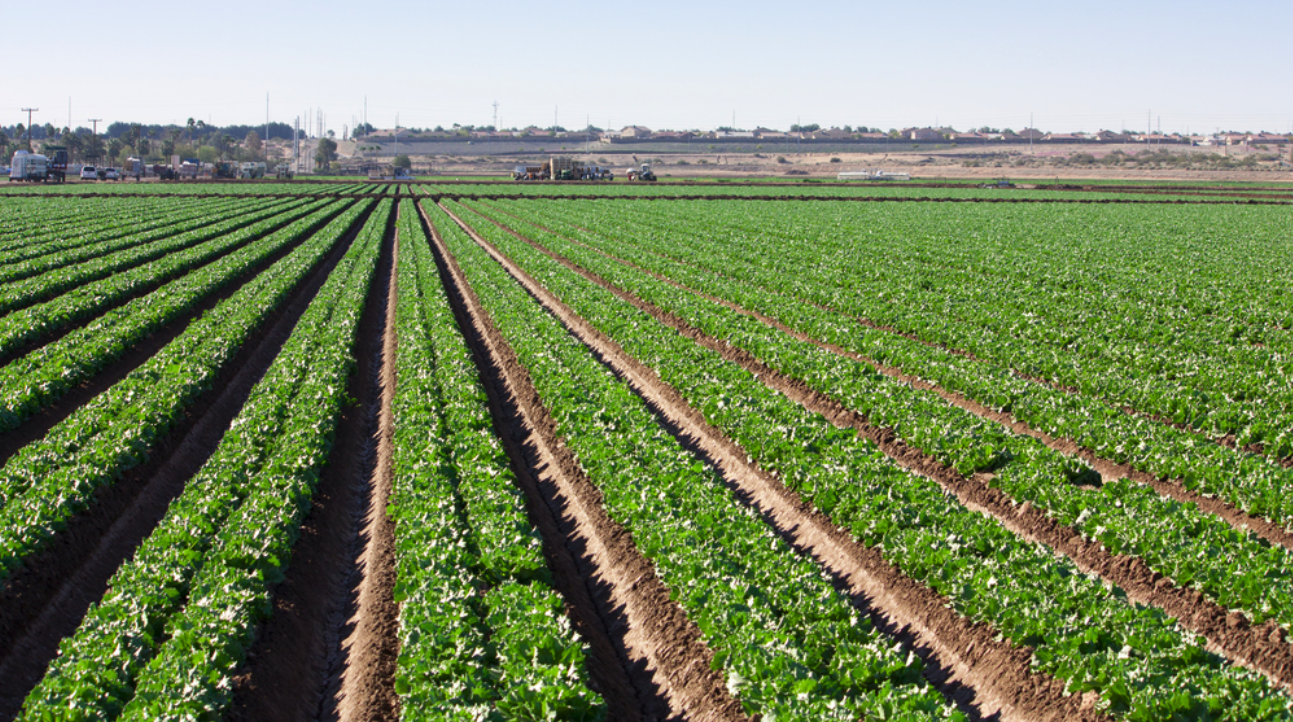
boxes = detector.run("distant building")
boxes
[906,127,944,142]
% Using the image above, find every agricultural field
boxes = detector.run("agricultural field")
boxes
[0,180,1292,721]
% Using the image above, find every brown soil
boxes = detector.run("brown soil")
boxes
[446,203,1109,721]
[227,203,399,722]
[427,202,746,722]
[327,203,402,722]
[0,206,370,720]
[457,206,1293,696]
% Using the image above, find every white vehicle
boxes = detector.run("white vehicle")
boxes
[9,151,48,182]
[80,165,99,180]
[102,167,120,181]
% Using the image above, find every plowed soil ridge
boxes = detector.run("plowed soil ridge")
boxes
[459,206,1293,695]
[0,206,372,721]
[445,203,1116,722]
[227,203,400,722]
[427,202,745,722]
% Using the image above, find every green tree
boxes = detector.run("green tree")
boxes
[85,133,106,162]
[393,154,411,169]
[107,138,123,164]
[197,146,219,164]
[314,137,337,169]
[245,130,263,158]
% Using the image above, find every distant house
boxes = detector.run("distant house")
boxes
[1043,133,1086,143]
[812,128,853,141]
[1250,133,1289,145]
[620,125,653,139]
[906,127,943,142]
[714,130,756,139]
[1092,130,1128,142]
[754,128,788,140]
[1015,128,1045,141]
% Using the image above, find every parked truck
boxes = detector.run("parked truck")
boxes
[214,161,239,179]
[125,157,146,180]
[8,148,68,182]
[44,146,68,183]
[9,151,47,182]
[239,162,266,179]
[512,158,613,181]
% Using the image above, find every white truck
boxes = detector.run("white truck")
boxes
[9,151,48,182]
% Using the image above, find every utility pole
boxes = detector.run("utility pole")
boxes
[88,118,102,160]
[1029,112,1034,154]
[493,100,499,130]
[21,108,38,150]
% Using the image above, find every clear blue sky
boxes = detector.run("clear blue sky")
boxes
[7,0,1290,136]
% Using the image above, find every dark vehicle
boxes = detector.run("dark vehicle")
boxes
[214,161,239,179]
[44,146,69,183]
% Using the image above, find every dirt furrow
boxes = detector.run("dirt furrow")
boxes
[226,204,399,722]
[444,203,1113,722]
[426,202,744,722]
[455,206,1293,696]
[0,206,372,721]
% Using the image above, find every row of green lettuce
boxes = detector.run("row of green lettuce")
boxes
[0,199,367,580]
[391,199,604,720]
[567,199,1293,457]
[410,181,1293,203]
[467,199,1293,639]
[0,181,374,196]
[0,196,252,285]
[0,196,206,250]
[18,199,389,720]
[0,196,294,315]
[0,198,305,361]
[506,198,1293,530]
[431,201,963,721]
[446,198,1291,720]
[0,195,213,264]
[0,198,332,430]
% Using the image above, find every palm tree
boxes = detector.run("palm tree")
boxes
[185,117,196,144]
